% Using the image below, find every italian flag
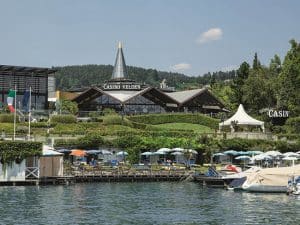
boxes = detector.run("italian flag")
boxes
[7,89,16,113]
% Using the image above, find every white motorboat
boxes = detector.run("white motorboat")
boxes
[242,165,300,193]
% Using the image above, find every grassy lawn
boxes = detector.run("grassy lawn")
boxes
[153,123,213,133]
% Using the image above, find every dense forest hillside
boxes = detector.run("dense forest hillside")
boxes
[54,65,235,90]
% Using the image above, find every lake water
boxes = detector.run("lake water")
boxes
[0,182,299,225]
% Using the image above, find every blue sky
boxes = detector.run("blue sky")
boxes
[0,0,299,76]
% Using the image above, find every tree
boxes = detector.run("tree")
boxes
[277,39,300,114]
[61,100,78,115]
[210,74,216,87]
[269,54,282,76]
[230,62,250,106]
[252,52,261,70]
[242,74,272,112]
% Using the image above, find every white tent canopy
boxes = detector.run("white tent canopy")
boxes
[219,104,265,132]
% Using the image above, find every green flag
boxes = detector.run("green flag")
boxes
[8,89,16,98]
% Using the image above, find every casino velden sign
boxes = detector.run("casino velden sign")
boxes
[267,110,289,118]
[103,83,141,90]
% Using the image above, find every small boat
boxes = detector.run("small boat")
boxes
[287,176,300,195]
[227,176,247,191]
[242,165,300,193]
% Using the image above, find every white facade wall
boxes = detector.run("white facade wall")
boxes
[0,160,26,181]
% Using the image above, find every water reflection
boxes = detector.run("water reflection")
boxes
[0,183,299,225]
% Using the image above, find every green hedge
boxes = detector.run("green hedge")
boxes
[0,141,42,163]
[217,138,300,153]
[102,115,133,127]
[127,113,219,129]
[50,115,77,124]
[0,114,15,123]
[54,133,104,149]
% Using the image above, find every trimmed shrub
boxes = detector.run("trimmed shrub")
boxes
[131,121,148,130]
[0,114,14,123]
[54,133,105,149]
[127,113,219,129]
[102,115,133,127]
[50,115,77,124]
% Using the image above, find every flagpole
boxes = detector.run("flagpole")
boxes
[13,85,17,141]
[28,86,31,141]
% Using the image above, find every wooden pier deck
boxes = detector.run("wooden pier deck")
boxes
[0,174,189,186]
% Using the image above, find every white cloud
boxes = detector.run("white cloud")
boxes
[196,28,223,44]
[170,63,191,72]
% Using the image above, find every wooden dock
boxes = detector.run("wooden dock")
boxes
[0,174,188,186]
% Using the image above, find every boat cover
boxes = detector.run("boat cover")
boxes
[243,165,300,187]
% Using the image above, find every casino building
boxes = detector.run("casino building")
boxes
[73,43,227,114]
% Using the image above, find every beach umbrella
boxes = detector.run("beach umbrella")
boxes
[237,151,249,155]
[141,152,154,156]
[235,155,251,160]
[154,151,166,155]
[265,151,282,157]
[253,154,272,161]
[116,151,128,156]
[223,150,238,155]
[70,149,87,157]
[185,149,198,155]
[213,153,225,157]
[235,155,251,169]
[172,147,184,152]
[283,156,298,166]
[100,149,112,155]
[171,151,183,163]
[248,150,264,155]
[171,152,184,155]
[283,156,298,161]
[157,148,171,153]
[86,150,102,155]
[283,152,300,158]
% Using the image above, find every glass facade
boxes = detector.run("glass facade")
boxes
[0,67,52,111]
[81,93,166,114]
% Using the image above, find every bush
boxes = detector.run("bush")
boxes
[286,117,300,133]
[0,123,13,133]
[275,141,300,153]
[102,115,133,127]
[28,122,51,128]
[127,113,219,129]
[0,114,14,123]
[0,141,42,163]
[103,108,117,115]
[54,133,105,149]
[131,121,148,129]
[270,125,286,134]
[218,138,274,151]
[277,134,300,141]
[50,115,77,124]
[61,100,78,115]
